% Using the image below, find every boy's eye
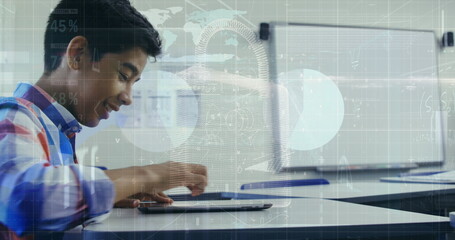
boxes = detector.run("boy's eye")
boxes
[118,72,128,81]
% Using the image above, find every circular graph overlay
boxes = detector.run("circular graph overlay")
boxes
[195,18,269,80]
[279,69,344,151]
[115,71,199,152]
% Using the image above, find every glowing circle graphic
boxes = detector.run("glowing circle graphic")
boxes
[279,69,344,151]
[115,71,199,152]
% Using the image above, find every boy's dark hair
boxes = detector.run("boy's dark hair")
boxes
[44,0,161,73]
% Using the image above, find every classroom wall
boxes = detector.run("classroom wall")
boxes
[1,0,455,186]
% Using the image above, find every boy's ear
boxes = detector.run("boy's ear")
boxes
[66,36,88,70]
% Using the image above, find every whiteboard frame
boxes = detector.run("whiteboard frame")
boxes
[267,22,445,172]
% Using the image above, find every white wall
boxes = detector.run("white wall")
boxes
[1,0,455,186]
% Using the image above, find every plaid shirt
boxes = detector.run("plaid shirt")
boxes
[0,83,114,237]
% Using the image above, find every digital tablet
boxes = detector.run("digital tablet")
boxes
[137,200,273,214]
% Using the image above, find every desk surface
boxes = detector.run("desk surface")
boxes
[240,181,455,203]
[83,198,450,240]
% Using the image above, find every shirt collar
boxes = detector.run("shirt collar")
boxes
[13,82,82,136]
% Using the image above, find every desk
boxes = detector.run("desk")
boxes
[241,181,455,202]
[240,181,455,215]
[83,198,451,240]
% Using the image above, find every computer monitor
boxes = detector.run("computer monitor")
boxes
[267,22,445,171]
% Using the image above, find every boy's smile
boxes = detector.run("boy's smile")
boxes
[67,45,148,127]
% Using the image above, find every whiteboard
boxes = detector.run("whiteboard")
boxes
[268,22,444,170]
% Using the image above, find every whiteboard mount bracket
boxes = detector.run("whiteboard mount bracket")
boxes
[259,22,270,40]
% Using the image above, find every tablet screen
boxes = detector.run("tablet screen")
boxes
[137,200,273,214]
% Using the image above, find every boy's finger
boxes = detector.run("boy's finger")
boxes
[114,199,140,208]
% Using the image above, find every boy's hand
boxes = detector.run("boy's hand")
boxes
[114,192,173,208]
[148,161,208,196]
[106,161,208,203]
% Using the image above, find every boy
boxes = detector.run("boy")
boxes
[0,0,207,239]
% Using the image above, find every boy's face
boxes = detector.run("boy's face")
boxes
[69,47,148,127]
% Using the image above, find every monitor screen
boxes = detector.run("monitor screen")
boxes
[268,23,444,169]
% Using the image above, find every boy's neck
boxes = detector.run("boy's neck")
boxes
[36,69,72,109]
